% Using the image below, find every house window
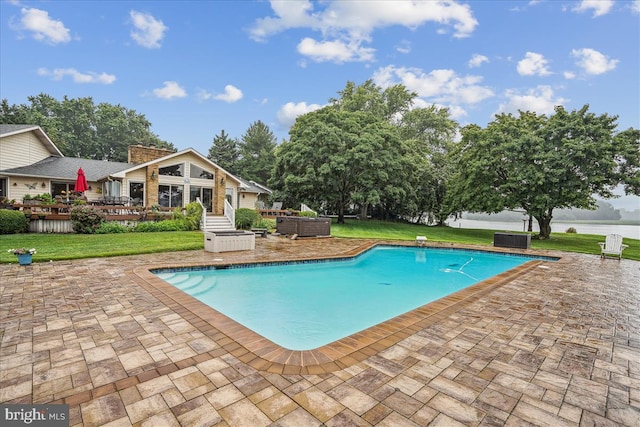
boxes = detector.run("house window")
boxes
[158,184,183,208]
[190,186,212,212]
[103,181,121,197]
[159,163,184,177]
[190,164,213,180]
[129,182,144,206]
[52,182,73,197]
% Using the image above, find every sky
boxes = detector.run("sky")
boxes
[1,0,639,209]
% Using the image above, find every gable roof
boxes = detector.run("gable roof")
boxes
[0,124,63,157]
[237,176,272,194]
[1,156,130,181]
[111,147,242,184]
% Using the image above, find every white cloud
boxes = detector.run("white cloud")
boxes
[372,65,494,105]
[517,52,551,76]
[214,85,243,103]
[573,0,614,17]
[250,1,478,63]
[495,85,567,117]
[17,7,71,44]
[152,81,186,99]
[37,68,116,84]
[297,37,375,63]
[571,48,618,75]
[563,71,576,79]
[395,40,411,54]
[632,0,640,14]
[129,10,167,49]
[468,54,489,68]
[277,101,324,128]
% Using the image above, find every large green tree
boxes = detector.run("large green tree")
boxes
[0,94,174,161]
[236,120,277,183]
[398,106,458,224]
[207,129,239,173]
[271,107,403,223]
[447,105,640,239]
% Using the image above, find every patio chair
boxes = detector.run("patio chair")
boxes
[271,201,283,210]
[599,234,628,260]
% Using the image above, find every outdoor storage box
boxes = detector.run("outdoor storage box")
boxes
[493,232,531,249]
[276,217,331,237]
[204,231,255,252]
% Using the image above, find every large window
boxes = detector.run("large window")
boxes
[159,163,184,177]
[158,184,183,208]
[129,182,144,206]
[190,186,212,211]
[52,182,73,197]
[190,164,213,180]
[102,180,121,197]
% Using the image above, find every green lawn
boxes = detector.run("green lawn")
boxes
[1,220,637,263]
[331,220,639,261]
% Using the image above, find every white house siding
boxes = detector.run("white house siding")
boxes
[239,193,259,209]
[0,132,52,170]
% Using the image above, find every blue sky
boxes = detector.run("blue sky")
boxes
[1,0,639,209]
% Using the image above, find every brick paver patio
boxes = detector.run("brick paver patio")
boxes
[1,237,638,426]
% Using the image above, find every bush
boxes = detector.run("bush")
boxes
[235,208,260,230]
[299,210,318,218]
[134,220,190,232]
[0,209,29,234]
[70,205,107,234]
[95,222,130,234]
[565,227,577,233]
[171,202,203,230]
[254,218,276,230]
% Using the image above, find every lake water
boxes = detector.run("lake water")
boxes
[447,219,639,240]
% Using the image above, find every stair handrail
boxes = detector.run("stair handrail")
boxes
[224,199,235,229]
[196,197,206,230]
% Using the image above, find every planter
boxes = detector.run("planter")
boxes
[17,254,33,265]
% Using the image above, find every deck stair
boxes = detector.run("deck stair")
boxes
[202,214,235,232]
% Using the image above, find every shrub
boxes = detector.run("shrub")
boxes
[565,227,577,233]
[70,205,107,234]
[299,210,318,218]
[254,218,276,230]
[235,208,260,230]
[134,219,190,232]
[95,222,130,234]
[171,202,203,230]
[0,209,29,234]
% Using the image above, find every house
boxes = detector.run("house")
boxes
[236,177,272,210]
[0,124,269,231]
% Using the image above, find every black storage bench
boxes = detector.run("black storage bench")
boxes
[493,232,531,249]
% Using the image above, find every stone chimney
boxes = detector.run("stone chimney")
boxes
[128,145,175,165]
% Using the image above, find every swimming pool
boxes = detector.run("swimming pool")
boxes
[154,246,554,350]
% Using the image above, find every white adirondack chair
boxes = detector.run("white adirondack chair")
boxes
[599,234,628,260]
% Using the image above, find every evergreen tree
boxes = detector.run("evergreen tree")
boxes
[207,129,240,173]
[236,120,276,184]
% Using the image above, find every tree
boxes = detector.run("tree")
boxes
[207,129,239,173]
[0,94,174,161]
[271,107,403,223]
[330,79,416,122]
[236,120,277,184]
[398,106,458,224]
[447,105,640,239]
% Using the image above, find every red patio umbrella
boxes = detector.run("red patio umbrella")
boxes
[74,167,89,193]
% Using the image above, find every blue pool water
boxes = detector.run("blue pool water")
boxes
[155,246,552,350]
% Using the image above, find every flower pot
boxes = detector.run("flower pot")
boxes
[17,254,32,265]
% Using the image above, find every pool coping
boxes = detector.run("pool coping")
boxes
[129,241,556,375]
